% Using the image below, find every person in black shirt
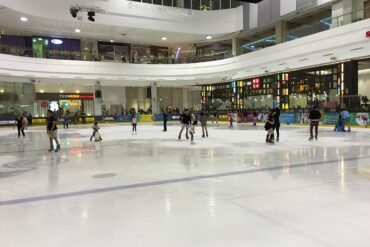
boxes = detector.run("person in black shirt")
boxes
[162,109,168,132]
[272,107,281,142]
[178,109,191,140]
[308,106,321,141]
[46,110,60,152]
[15,115,25,138]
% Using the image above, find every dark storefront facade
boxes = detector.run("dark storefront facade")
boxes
[201,61,362,113]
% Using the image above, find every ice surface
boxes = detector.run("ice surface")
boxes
[0,122,370,247]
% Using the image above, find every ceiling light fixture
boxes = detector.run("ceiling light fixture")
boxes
[88,11,95,22]
[75,29,81,33]
[20,17,28,22]
[206,36,212,40]
[110,40,114,43]
[161,37,167,41]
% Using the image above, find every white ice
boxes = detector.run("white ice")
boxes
[0,122,370,247]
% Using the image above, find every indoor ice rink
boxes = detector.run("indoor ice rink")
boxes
[1,123,370,246]
[1,0,370,246]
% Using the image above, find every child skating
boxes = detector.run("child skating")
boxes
[189,119,198,145]
[90,122,102,141]
[264,111,276,144]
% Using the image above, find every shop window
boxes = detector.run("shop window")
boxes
[192,0,200,9]
[221,0,230,9]
[163,0,172,6]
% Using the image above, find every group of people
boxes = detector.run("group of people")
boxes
[177,109,209,144]
[264,108,281,144]
[14,112,32,138]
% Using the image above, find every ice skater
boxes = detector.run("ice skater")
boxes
[15,115,25,138]
[264,111,276,144]
[199,112,208,138]
[63,113,69,129]
[272,108,280,142]
[46,110,60,152]
[229,112,234,128]
[90,122,102,141]
[131,111,138,135]
[189,119,198,144]
[308,106,321,141]
[162,109,168,132]
[178,109,191,140]
[334,114,345,132]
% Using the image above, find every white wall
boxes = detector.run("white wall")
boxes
[101,86,127,109]
[280,0,297,16]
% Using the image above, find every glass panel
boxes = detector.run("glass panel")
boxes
[0,81,35,119]
[184,0,191,9]
[173,0,184,8]
[211,0,220,10]
[143,0,153,3]
[153,0,162,5]
[221,0,230,9]
[231,0,239,8]
[98,44,114,61]
[192,0,200,10]
[163,0,172,6]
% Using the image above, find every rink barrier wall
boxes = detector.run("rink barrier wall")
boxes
[0,113,369,126]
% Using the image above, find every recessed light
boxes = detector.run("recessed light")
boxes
[251,45,255,48]
[75,29,81,33]
[59,90,64,93]
[161,37,167,41]
[20,17,28,22]
[110,40,114,43]
[76,90,80,93]
[0,89,4,93]
[206,36,212,40]
[40,90,44,93]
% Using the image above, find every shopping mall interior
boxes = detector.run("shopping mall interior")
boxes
[1,0,370,246]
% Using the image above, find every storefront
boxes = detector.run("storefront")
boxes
[35,93,94,117]
[201,61,361,112]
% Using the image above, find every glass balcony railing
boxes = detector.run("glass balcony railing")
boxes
[0,7,369,65]
[128,0,240,11]
[240,6,370,54]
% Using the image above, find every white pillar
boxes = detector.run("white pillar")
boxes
[151,84,158,114]
[275,20,287,44]
[138,87,144,111]
[182,88,189,110]
[121,86,127,110]
[94,81,102,116]
[232,37,242,56]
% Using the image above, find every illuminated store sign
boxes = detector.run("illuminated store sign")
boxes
[366,31,370,37]
[51,39,63,45]
[59,94,94,99]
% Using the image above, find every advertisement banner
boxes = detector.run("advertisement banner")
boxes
[322,113,339,125]
[280,113,295,124]
[352,112,369,126]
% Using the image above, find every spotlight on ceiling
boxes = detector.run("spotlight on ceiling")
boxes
[88,11,95,22]
[70,7,79,18]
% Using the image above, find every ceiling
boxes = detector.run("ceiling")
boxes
[0,1,242,46]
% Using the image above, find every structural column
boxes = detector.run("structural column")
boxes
[232,37,242,56]
[94,81,102,116]
[138,87,145,111]
[275,20,288,44]
[182,88,189,110]
[151,83,158,114]
[121,86,127,110]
